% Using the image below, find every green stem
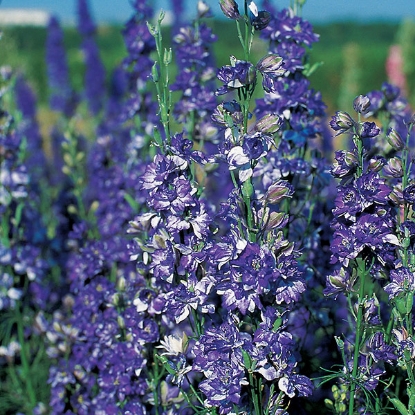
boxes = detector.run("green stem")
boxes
[152,349,161,415]
[348,259,367,415]
[16,302,37,411]
[242,179,256,242]
[248,371,262,415]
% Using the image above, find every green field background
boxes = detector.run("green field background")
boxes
[0,21,409,127]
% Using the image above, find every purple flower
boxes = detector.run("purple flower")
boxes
[256,54,285,93]
[355,171,391,206]
[384,267,415,300]
[329,111,355,136]
[331,150,358,180]
[215,243,268,314]
[216,58,256,95]
[81,37,106,114]
[403,184,415,204]
[278,374,314,398]
[330,223,359,264]
[193,321,248,413]
[324,266,354,298]
[77,0,96,36]
[199,358,247,414]
[148,177,196,214]
[333,185,364,220]
[140,154,187,194]
[46,16,76,115]
[251,10,272,31]
[359,121,380,138]
[227,132,270,182]
[261,8,319,47]
[367,332,397,364]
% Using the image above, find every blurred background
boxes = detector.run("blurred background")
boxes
[1,0,415,125]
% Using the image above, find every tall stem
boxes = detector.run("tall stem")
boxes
[16,302,37,411]
[348,259,367,415]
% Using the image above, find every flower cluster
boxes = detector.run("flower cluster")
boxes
[3,0,415,414]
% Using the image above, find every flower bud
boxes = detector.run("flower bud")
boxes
[219,0,240,19]
[265,180,294,204]
[329,111,355,135]
[197,0,211,18]
[117,315,126,330]
[117,276,126,292]
[383,157,403,178]
[253,113,282,134]
[353,95,370,114]
[368,156,386,172]
[389,183,404,205]
[386,127,405,151]
[266,212,289,230]
[256,54,284,76]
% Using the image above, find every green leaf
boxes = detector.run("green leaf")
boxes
[303,61,324,77]
[388,397,410,415]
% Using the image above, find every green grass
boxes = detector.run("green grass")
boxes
[0,20,401,116]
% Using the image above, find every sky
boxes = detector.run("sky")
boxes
[0,0,415,25]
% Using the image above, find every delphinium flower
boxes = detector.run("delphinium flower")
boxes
[132,2,315,413]
[77,0,106,115]
[45,16,77,116]
[171,3,218,134]
[47,235,151,414]
[322,94,415,414]
[0,66,53,414]
[120,0,158,130]
[256,7,324,147]
[14,75,44,169]
[227,5,338,401]
[47,1,176,412]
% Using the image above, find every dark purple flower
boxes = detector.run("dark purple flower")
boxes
[148,177,196,214]
[403,184,415,204]
[168,132,206,164]
[77,0,96,36]
[324,266,354,298]
[140,154,187,194]
[384,267,415,299]
[355,171,391,205]
[81,37,106,114]
[329,111,355,136]
[330,223,359,263]
[46,16,76,115]
[199,358,246,413]
[216,59,256,95]
[367,332,397,364]
[261,8,319,47]
[333,185,364,219]
[331,150,358,180]
[359,121,380,138]
[381,82,400,102]
[251,10,272,31]
[353,213,399,255]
